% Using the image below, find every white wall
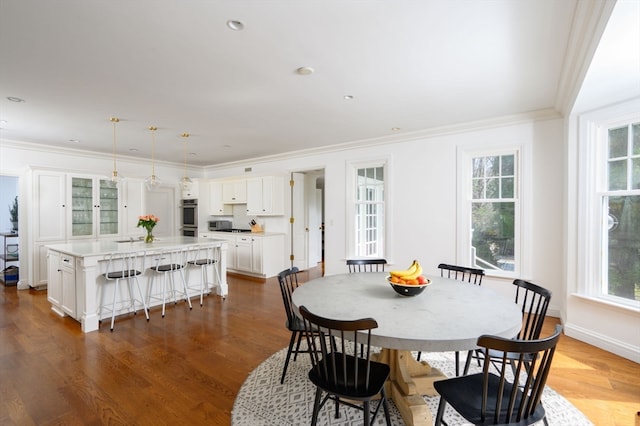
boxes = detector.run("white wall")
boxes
[203,118,566,316]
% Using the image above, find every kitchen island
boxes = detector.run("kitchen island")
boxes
[46,236,228,333]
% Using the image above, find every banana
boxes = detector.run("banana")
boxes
[401,261,423,280]
[390,260,418,278]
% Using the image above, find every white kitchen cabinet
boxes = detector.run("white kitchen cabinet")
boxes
[209,181,233,215]
[246,176,284,216]
[121,178,145,237]
[68,175,120,239]
[34,170,67,242]
[207,232,284,278]
[47,250,76,318]
[235,235,254,272]
[222,179,247,204]
[181,180,199,200]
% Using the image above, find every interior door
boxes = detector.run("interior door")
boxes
[291,172,307,270]
[145,186,175,237]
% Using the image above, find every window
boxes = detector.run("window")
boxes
[349,162,386,258]
[578,100,640,308]
[601,122,640,302]
[471,154,517,273]
[458,144,527,278]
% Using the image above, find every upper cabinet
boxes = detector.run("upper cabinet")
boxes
[68,176,119,239]
[33,170,67,242]
[209,181,233,216]
[181,180,199,200]
[121,178,145,236]
[222,179,247,204]
[246,176,284,216]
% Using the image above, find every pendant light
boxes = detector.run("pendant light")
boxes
[179,132,193,191]
[109,117,120,185]
[144,126,162,190]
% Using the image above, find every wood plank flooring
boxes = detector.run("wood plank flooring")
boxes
[1,269,639,425]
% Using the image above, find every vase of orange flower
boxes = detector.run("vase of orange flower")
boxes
[137,214,159,243]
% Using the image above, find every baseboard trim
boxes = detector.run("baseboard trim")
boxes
[564,321,640,363]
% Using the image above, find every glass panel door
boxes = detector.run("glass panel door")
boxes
[99,179,118,235]
[71,177,93,236]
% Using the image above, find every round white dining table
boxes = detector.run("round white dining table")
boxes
[291,272,522,426]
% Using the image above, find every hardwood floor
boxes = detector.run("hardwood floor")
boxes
[1,269,638,425]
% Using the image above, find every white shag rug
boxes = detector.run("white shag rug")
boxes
[232,348,593,426]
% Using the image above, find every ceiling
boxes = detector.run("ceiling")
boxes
[0,0,624,167]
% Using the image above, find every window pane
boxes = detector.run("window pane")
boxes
[472,158,484,178]
[484,156,499,177]
[485,178,499,198]
[633,158,640,190]
[633,123,640,155]
[606,196,640,301]
[608,160,627,190]
[472,179,484,199]
[502,177,514,198]
[472,202,515,271]
[609,126,628,158]
[501,155,514,176]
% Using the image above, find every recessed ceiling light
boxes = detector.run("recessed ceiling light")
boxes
[391,127,401,131]
[69,139,80,143]
[296,67,314,75]
[189,152,197,156]
[344,95,354,100]
[223,144,232,148]
[7,96,25,103]
[129,148,139,152]
[227,20,244,31]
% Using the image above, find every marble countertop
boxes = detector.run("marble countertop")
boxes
[46,236,227,258]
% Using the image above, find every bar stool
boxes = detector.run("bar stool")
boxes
[147,248,193,317]
[186,245,222,306]
[100,251,149,331]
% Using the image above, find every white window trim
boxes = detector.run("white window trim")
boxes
[457,142,532,279]
[345,157,391,260]
[577,99,640,309]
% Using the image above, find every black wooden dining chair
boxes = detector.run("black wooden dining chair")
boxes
[277,267,319,384]
[463,279,552,375]
[437,263,485,285]
[346,258,387,273]
[417,263,485,375]
[298,305,392,426]
[434,325,563,426]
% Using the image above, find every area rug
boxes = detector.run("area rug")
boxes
[231,348,593,426]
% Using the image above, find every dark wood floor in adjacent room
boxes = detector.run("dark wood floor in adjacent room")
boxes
[1,268,638,425]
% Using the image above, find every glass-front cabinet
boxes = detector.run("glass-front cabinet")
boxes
[69,176,119,238]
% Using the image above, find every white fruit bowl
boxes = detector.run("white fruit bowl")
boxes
[387,276,431,297]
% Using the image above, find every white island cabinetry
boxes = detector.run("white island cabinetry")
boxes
[47,250,77,318]
[46,237,228,333]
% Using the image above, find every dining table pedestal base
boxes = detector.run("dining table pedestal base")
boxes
[376,349,447,426]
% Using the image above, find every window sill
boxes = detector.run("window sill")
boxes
[571,293,640,315]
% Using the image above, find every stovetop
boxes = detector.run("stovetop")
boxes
[215,228,251,233]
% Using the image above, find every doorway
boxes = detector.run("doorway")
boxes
[290,170,324,275]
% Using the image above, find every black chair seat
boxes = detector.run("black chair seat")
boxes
[434,373,546,425]
[434,325,563,426]
[105,269,141,279]
[309,354,390,400]
[188,258,216,266]
[299,305,392,426]
[152,263,184,272]
[286,316,306,332]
